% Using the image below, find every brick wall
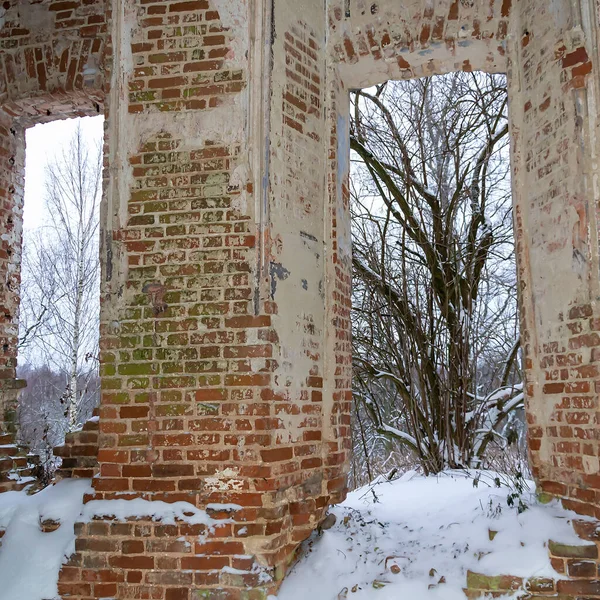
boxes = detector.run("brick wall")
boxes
[54,412,99,481]
[0,430,33,492]
[0,0,106,120]
[59,0,349,597]
[464,519,600,598]
[1,0,600,598]
[506,0,600,518]
[0,116,25,433]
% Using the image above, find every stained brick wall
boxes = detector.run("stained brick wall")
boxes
[60,0,349,597]
[1,0,600,598]
[506,0,600,518]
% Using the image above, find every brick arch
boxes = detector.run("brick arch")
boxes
[328,0,510,87]
[0,0,107,120]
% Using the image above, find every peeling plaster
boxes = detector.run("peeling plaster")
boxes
[17,1,53,38]
[204,468,245,492]
[269,261,290,299]
[9,0,600,581]
[213,0,249,68]
[336,112,352,261]
[549,0,570,29]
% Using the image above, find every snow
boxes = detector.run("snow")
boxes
[82,497,215,526]
[0,479,92,600]
[205,503,243,512]
[272,471,587,600]
[0,471,590,600]
[379,423,419,449]
[0,480,219,600]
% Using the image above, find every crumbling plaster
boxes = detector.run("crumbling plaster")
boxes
[2,0,600,597]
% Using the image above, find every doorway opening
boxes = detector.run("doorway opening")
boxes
[348,73,525,489]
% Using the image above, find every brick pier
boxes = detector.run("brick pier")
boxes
[1,0,600,597]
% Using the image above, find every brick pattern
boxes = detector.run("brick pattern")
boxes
[61,517,269,600]
[0,0,106,124]
[465,571,559,598]
[54,413,100,481]
[95,134,262,502]
[532,301,600,517]
[327,0,510,85]
[465,523,600,598]
[0,431,34,493]
[70,126,289,594]
[281,22,322,218]
[507,1,600,520]
[271,18,346,543]
[127,0,243,115]
[325,67,352,506]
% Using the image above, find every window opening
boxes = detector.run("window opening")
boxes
[17,116,103,462]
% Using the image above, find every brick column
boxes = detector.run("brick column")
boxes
[60,1,348,598]
[0,116,25,438]
[507,0,600,516]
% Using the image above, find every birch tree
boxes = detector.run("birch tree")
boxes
[18,121,101,432]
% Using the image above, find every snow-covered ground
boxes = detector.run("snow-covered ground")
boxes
[0,471,587,600]
[0,479,92,600]
[274,471,585,600]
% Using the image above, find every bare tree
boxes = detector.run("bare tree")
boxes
[18,121,101,433]
[350,73,522,478]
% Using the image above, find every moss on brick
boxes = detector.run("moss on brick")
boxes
[466,571,523,591]
[197,402,219,415]
[549,540,598,559]
[117,362,159,376]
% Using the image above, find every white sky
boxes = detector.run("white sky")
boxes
[23,116,104,231]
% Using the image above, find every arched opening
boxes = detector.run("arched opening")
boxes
[325,0,600,517]
[0,99,104,493]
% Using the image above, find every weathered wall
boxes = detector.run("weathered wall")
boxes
[0,0,106,435]
[328,0,510,87]
[0,0,600,598]
[506,0,600,517]
[59,0,349,598]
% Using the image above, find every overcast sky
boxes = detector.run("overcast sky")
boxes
[24,116,104,231]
